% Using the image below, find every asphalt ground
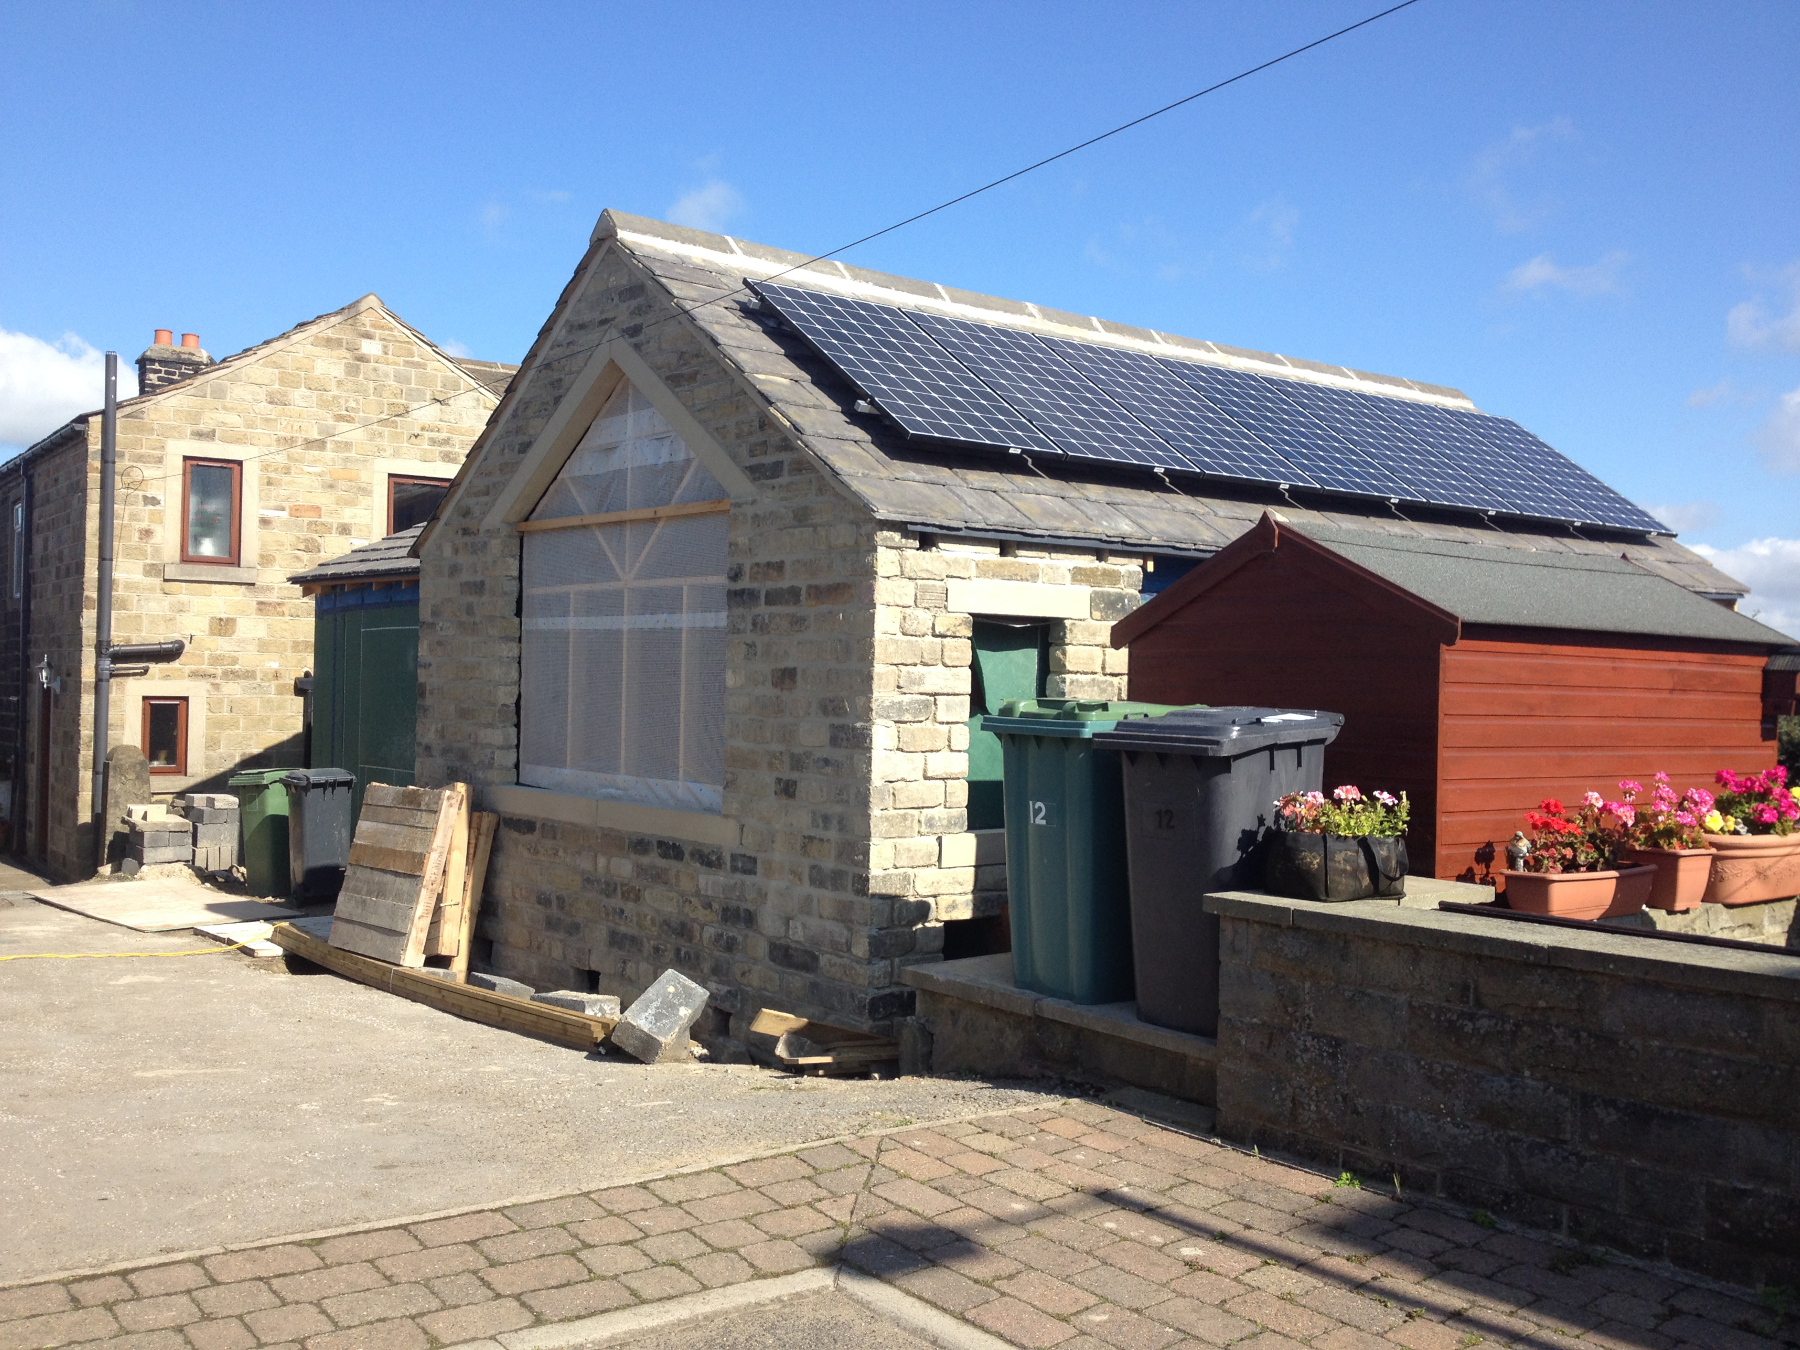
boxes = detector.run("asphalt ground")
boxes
[0,894,1053,1283]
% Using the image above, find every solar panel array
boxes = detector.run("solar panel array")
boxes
[751,279,1665,533]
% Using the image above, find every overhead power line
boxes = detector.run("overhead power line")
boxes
[119,0,1427,488]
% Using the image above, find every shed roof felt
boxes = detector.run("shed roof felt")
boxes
[288,524,423,587]
[1135,516,1792,649]
[419,210,1748,602]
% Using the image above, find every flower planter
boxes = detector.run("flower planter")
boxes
[1500,865,1657,920]
[1264,831,1408,902]
[1700,833,1800,906]
[1618,846,1716,912]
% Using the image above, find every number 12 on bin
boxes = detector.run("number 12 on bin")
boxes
[1026,799,1055,827]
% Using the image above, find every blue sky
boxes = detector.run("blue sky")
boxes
[2,0,1795,630]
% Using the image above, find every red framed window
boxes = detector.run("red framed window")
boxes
[181,459,241,565]
[143,697,189,775]
[388,476,452,534]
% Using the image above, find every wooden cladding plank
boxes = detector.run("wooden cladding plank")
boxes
[356,804,445,831]
[515,497,731,534]
[352,818,440,850]
[271,923,615,1049]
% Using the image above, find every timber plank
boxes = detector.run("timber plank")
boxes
[357,803,444,829]
[428,785,471,958]
[270,922,615,1049]
[363,783,439,812]
[347,842,431,875]
[352,819,440,852]
[453,812,499,981]
[400,787,462,967]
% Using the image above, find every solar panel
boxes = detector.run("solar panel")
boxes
[905,311,1181,471]
[753,281,1667,535]
[1269,379,1497,512]
[1036,336,1318,487]
[1459,413,1666,532]
[750,282,1056,454]
[1174,363,1413,500]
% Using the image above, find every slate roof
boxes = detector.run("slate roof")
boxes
[425,210,1748,602]
[1298,524,1794,647]
[289,525,423,587]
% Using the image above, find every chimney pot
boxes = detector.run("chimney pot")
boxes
[180,333,200,349]
[154,329,173,347]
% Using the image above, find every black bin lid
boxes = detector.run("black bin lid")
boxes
[1091,706,1344,757]
[280,767,356,789]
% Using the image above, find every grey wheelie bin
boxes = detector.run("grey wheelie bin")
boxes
[281,767,356,903]
[980,698,1187,1004]
[1093,708,1343,1035]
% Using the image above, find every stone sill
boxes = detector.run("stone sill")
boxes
[164,563,258,585]
[484,782,739,849]
[902,952,1218,1062]
[1203,878,1800,1002]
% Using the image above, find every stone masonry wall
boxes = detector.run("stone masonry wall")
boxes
[870,532,1140,951]
[1206,891,1800,1287]
[27,304,497,879]
[417,245,908,1031]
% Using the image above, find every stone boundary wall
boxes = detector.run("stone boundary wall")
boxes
[1204,890,1800,1287]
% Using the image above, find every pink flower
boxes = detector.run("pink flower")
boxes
[1619,780,1643,796]
[1375,790,1397,806]
[1583,791,1604,808]
[1333,785,1362,803]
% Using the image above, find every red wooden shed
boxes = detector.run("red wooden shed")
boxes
[1111,513,1798,883]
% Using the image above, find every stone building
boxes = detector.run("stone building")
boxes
[413,209,1750,1039]
[0,297,512,879]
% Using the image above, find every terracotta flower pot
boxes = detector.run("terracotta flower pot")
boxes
[1700,833,1800,907]
[1500,865,1656,921]
[1618,846,1716,912]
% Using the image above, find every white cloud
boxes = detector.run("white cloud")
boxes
[1692,537,1800,640]
[1685,376,1762,409]
[667,180,744,233]
[440,339,474,359]
[1757,386,1800,475]
[1241,198,1299,271]
[1503,250,1629,298]
[1466,118,1574,233]
[1727,263,1800,351]
[0,327,137,452]
[1641,499,1719,534]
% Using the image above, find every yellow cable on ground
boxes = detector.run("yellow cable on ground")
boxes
[0,940,254,962]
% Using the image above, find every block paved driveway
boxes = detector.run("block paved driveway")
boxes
[1,1100,1790,1350]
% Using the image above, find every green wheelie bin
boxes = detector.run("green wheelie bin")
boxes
[980,698,1189,1004]
[229,768,294,898]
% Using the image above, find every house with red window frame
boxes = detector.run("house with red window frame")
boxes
[0,295,513,880]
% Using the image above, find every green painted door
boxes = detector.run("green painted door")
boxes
[312,600,418,823]
[965,621,1048,830]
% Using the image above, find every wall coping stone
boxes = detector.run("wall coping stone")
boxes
[903,952,1219,1061]
[1203,887,1800,1002]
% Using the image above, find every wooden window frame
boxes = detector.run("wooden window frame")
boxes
[387,474,454,535]
[180,458,242,566]
[142,696,189,776]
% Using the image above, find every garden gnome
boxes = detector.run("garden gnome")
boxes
[1505,830,1531,871]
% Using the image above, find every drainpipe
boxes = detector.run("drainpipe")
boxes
[89,353,117,873]
[11,473,29,856]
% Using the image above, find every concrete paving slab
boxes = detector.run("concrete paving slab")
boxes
[0,900,1054,1282]
[29,878,296,931]
[192,921,282,958]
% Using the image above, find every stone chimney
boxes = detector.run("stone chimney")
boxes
[136,329,215,394]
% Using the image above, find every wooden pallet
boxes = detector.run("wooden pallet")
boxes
[271,921,616,1050]
[331,783,465,966]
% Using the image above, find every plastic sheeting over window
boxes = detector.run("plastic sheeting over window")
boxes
[520,381,728,813]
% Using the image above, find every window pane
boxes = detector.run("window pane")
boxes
[390,478,450,533]
[146,701,182,769]
[186,464,235,558]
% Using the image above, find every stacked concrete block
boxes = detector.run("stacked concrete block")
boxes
[178,793,240,872]
[127,806,193,866]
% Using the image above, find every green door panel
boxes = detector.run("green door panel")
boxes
[965,621,1048,830]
